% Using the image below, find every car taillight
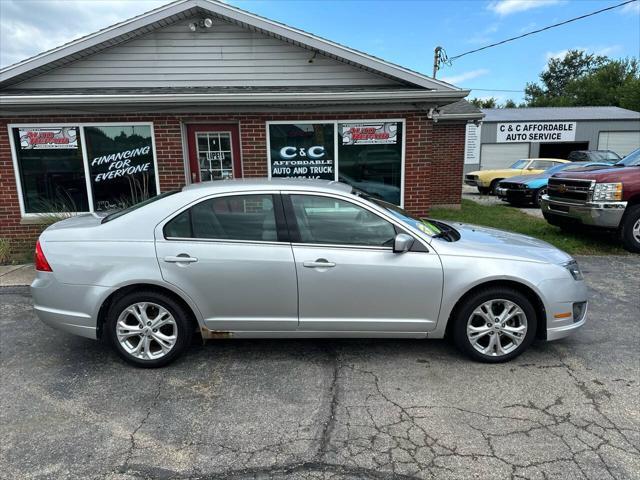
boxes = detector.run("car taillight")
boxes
[34,240,52,272]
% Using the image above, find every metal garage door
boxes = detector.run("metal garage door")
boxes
[598,131,640,157]
[480,143,530,170]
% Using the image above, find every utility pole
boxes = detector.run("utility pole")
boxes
[433,46,442,78]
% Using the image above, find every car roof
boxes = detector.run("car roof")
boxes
[181,178,354,194]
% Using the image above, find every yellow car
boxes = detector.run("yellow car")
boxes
[465,158,570,194]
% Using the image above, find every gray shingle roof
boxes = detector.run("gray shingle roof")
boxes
[482,106,640,122]
[440,100,482,115]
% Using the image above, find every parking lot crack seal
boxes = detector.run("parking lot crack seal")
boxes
[118,379,163,474]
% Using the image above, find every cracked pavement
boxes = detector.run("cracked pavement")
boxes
[1,255,638,480]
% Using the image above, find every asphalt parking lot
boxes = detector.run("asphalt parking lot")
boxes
[1,256,639,480]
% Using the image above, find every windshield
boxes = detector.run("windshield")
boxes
[358,194,443,236]
[509,159,528,169]
[616,148,640,167]
[102,190,179,223]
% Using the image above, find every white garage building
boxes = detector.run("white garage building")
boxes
[463,106,640,173]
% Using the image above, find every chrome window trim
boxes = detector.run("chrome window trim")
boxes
[162,237,290,247]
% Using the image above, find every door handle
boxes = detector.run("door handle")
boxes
[164,255,198,264]
[303,259,336,268]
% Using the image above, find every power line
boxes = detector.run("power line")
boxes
[464,88,525,93]
[447,0,637,62]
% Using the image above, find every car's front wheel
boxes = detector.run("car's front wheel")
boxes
[620,204,640,253]
[452,287,537,362]
[534,187,547,207]
[106,291,192,367]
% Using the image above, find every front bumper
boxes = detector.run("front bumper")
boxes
[496,187,535,203]
[537,276,588,341]
[31,272,110,340]
[540,196,627,228]
[464,177,478,187]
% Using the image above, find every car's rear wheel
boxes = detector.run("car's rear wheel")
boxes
[106,291,191,367]
[620,205,640,253]
[452,287,537,363]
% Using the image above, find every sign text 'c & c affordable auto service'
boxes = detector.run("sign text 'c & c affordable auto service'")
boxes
[496,122,576,143]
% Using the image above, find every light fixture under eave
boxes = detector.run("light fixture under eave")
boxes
[202,17,213,28]
[188,22,197,32]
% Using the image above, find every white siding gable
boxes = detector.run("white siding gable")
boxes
[13,17,402,89]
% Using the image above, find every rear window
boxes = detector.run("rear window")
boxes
[101,190,179,223]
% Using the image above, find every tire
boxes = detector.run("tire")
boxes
[489,179,502,195]
[106,290,192,368]
[451,287,537,363]
[533,188,547,208]
[477,187,490,195]
[620,204,640,253]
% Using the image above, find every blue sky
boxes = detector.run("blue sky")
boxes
[1,0,638,102]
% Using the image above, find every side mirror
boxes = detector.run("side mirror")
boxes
[393,233,414,253]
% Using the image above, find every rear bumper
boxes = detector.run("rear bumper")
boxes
[540,196,626,228]
[31,272,110,340]
[496,187,535,203]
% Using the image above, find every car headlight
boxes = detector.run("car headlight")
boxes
[592,183,623,201]
[563,260,583,281]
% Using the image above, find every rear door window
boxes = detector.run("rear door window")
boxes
[164,194,279,242]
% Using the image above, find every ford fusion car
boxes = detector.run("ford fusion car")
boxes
[496,161,615,207]
[32,179,588,367]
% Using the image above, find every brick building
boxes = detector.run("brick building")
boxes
[0,0,481,255]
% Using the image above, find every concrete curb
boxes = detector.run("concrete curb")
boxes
[0,264,35,287]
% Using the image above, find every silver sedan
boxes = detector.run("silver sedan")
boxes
[32,179,588,367]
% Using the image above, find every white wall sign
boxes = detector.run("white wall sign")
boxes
[497,122,576,143]
[464,123,481,164]
[341,123,397,145]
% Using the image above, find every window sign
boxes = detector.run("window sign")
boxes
[11,127,89,214]
[18,127,78,150]
[268,123,335,180]
[85,125,158,211]
[10,123,159,216]
[341,123,398,145]
[338,122,403,205]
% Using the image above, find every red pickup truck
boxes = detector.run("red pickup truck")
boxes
[540,148,640,252]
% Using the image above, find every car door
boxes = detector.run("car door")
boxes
[155,192,298,331]
[284,193,443,333]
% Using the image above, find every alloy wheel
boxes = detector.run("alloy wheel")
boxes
[116,302,177,360]
[466,299,528,357]
[633,219,640,244]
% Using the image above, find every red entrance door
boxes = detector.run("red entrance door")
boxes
[186,124,242,183]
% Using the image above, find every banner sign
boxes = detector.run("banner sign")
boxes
[269,123,335,180]
[341,123,397,145]
[497,122,576,143]
[464,123,481,164]
[18,127,78,149]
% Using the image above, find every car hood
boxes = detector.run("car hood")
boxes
[502,174,548,185]
[468,169,517,177]
[440,222,572,264]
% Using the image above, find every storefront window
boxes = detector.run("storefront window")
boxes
[12,127,89,214]
[10,123,159,216]
[267,121,404,206]
[338,122,402,205]
[85,125,158,211]
[268,123,335,180]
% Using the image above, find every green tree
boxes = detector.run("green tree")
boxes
[503,99,518,108]
[524,50,639,111]
[470,97,498,108]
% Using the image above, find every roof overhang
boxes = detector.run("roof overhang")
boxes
[0,89,470,107]
[0,0,463,93]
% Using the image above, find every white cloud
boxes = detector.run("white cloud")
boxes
[620,1,640,14]
[0,0,166,68]
[488,0,561,16]
[440,69,490,85]
[545,45,623,61]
